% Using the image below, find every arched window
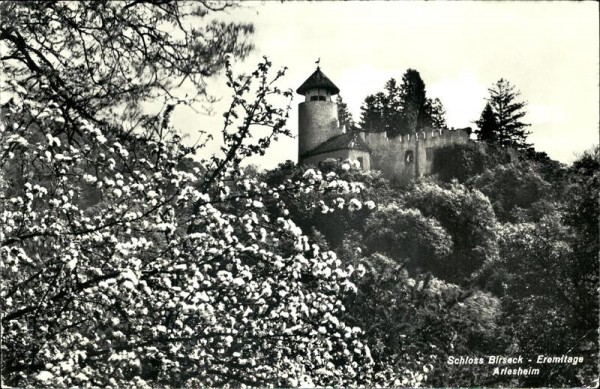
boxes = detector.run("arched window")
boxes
[405,150,414,163]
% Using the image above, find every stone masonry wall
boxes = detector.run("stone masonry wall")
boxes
[298,101,339,158]
[364,128,470,184]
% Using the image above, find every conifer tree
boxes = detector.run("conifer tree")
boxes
[359,92,388,133]
[381,78,404,136]
[475,103,500,143]
[419,97,448,130]
[480,79,531,150]
[399,69,426,132]
[336,95,356,131]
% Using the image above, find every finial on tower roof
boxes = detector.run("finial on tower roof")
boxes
[315,57,320,69]
[296,65,340,95]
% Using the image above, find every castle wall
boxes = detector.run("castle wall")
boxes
[298,101,340,158]
[302,149,371,171]
[418,129,470,176]
[365,132,417,186]
[364,128,470,184]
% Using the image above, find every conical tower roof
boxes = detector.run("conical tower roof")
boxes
[296,67,340,95]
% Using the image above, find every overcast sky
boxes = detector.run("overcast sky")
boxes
[173,1,599,168]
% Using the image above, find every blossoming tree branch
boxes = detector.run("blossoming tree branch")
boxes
[0,1,376,386]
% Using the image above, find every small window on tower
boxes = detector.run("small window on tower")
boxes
[310,95,320,101]
[357,157,363,169]
[405,150,414,163]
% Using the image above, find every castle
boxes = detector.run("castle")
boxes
[296,67,471,184]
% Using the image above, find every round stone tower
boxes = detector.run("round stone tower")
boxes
[296,67,341,160]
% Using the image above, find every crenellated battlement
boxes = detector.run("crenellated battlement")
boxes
[363,127,470,149]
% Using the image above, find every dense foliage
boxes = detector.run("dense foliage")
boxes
[263,153,598,387]
[432,142,514,183]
